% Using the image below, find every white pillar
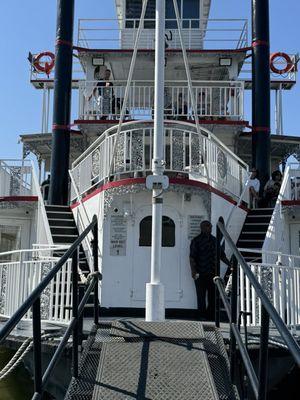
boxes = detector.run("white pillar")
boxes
[145,0,166,322]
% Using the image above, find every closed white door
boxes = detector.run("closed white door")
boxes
[132,206,181,303]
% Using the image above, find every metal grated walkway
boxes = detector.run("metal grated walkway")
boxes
[65,320,239,400]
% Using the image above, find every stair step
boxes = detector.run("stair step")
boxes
[48,218,76,227]
[46,211,74,220]
[244,216,271,224]
[50,226,78,235]
[243,223,269,233]
[239,232,266,240]
[248,208,274,215]
[237,240,264,248]
[45,205,71,212]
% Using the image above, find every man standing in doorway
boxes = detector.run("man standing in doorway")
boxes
[190,220,231,320]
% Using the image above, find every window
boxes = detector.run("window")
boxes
[139,216,175,247]
[126,0,155,28]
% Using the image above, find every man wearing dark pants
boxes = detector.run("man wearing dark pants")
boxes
[190,220,231,320]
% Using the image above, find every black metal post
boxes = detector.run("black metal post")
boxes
[32,298,42,398]
[215,224,221,327]
[72,249,79,379]
[49,0,75,205]
[93,217,99,325]
[230,255,238,382]
[258,305,270,400]
[252,0,271,188]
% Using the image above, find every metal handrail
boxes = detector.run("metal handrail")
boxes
[0,215,101,400]
[215,221,300,400]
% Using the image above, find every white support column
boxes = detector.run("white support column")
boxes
[145,0,166,322]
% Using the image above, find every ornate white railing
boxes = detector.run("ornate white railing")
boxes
[77,18,248,50]
[70,120,249,202]
[78,80,244,121]
[0,159,32,197]
[0,247,72,323]
[237,249,300,333]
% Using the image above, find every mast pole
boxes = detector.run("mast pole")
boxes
[49,0,75,205]
[252,0,271,187]
[145,0,166,322]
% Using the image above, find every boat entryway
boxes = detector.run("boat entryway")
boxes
[132,206,181,303]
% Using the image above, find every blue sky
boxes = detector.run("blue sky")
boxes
[0,0,299,159]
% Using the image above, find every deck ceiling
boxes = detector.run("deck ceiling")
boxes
[237,132,300,163]
[79,49,246,81]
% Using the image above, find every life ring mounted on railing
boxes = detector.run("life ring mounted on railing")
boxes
[270,52,294,75]
[33,52,55,76]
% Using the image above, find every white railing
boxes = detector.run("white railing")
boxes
[70,120,249,202]
[77,18,248,50]
[0,247,72,323]
[259,164,300,261]
[0,159,32,197]
[78,80,244,121]
[0,159,53,247]
[237,249,300,333]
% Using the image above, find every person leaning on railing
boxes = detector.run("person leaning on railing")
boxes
[89,67,115,120]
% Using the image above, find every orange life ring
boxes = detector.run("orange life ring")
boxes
[33,52,55,75]
[270,52,293,75]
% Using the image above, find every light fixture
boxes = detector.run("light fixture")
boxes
[219,57,232,67]
[92,57,104,66]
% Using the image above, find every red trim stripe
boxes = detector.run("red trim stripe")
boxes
[56,39,73,47]
[70,177,249,212]
[252,126,271,132]
[74,119,249,127]
[0,196,38,202]
[252,40,269,47]
[282,200,300,206]
[75,47,251,54]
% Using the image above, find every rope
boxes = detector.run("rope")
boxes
[107,0,149,179]
[0,332,61,381]
[172,0,210,183]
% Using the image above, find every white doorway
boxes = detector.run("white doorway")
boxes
[132,205,181,305]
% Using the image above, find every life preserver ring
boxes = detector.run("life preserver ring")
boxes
[33,52,55,75]
[270,52,293,75]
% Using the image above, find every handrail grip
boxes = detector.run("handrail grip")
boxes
[217,221,300,366]
[0,216,98,343]
[214,277,259,398]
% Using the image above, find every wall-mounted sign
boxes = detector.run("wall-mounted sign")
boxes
[110,215,127,256]
[188,215,204,240]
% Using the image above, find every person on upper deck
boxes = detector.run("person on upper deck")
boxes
[247,168,260,209]
[92,67,115,120]
[262,170,282,207]
[190,220,231,321]
[174,93,188,121]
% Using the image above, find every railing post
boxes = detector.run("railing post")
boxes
[230,255,238,382]
[215,223,221,327]
[72,249,79,379]
[32,297,42,398]
[92,217,99,325]
[258,305,270,400]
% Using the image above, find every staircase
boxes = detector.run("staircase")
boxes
[65,320,239,400]
[45,205,94,316]
[237,208,274,262]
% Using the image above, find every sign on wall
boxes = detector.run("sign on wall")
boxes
[110,215,127,256]
[188,215,204,240]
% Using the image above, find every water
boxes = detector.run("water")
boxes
[0,346,34,400]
